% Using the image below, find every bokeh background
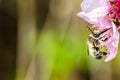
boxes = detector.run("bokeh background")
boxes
[1,0,120,80]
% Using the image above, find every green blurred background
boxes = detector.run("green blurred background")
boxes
[1,0,120,80]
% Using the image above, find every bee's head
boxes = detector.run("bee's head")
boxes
[93,30,101,38]
[87,26,101,38]
[94,50,102,59]
[95,54,102,59]
[87,26,111,38]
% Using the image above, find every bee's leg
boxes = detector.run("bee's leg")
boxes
[87,45,89,55]
[103,52,107,55]
[99,34,107,40]
[100,28,111,35]
[99,28,111,39]
[93,47,99,51]
[102,36,111,42]
[99,34,111,42]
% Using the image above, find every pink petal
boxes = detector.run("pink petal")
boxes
[77,7,109,24]
[97,17,112,29]
[81,0,108,13]
[105,23,119,62]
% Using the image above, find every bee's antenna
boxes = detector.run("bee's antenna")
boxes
[87,26,94,34]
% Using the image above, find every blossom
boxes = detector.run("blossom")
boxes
[102,23,119,62]
[77,0,120,62]
[77,0,110,28]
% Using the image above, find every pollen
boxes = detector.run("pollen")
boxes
[108,0,120,26]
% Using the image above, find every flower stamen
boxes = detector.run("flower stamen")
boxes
[108,0,120,26]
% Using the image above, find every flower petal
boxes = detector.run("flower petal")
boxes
[81,0,108,13]
[97,17,112,29]
[105,23,119,62]
[77,7,109,24]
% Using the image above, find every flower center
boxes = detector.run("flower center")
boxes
[107,0,120,26]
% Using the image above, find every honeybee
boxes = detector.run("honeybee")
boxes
[87,26,110,59]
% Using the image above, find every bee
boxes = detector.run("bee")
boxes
[87,26,110,59]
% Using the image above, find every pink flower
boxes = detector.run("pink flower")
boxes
[102,23,119,62]
[78,0,120,62]
[77,0,110,28]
